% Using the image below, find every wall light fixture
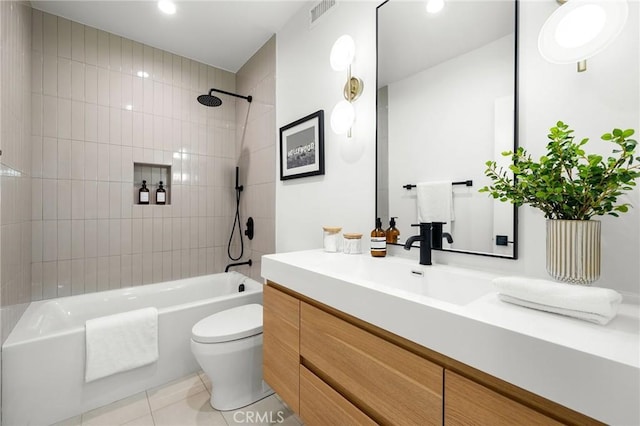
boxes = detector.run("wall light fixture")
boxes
[330,35,363,137]
[538,0,628,72]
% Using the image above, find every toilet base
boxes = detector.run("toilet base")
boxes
[191,334,274,412]
[211,380,274,411]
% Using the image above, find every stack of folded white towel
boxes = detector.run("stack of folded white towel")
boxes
[493,276,623,325]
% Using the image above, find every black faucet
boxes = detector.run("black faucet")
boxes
[404,223,432,265]
[431,222,454,249]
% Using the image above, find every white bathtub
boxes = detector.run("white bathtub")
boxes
[2,272,263,426]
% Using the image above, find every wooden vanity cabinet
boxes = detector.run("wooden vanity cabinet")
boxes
[263,284,300,412]
[263,282,602,426]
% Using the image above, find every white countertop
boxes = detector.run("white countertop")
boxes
[261,250,640,425]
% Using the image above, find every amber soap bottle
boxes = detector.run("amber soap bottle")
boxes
[371,217,387,257]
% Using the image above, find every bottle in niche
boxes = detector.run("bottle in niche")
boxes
[156,181,166,205]
[371,217,387,257]
[139,180,150,204]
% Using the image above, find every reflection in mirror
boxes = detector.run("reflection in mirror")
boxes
[376,0,518,258]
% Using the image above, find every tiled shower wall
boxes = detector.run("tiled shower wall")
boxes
[1,1,32,421]
[30,10,238,300]
[236,36,276,282]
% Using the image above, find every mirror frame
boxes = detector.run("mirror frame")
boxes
[375,0,520,260]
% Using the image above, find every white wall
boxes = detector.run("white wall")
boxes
[276,1,377,252]
[275,0,639,294]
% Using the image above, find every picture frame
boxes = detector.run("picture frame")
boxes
[279,110,325,180]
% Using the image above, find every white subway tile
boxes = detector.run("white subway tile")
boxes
[57,98,72,139]
[32,178,43,220]
[132,75,143,112]
[43,13,57,57]
[42,179,57,220]
[71,180,85,219]
[43,220,58,261]
[109,219,121,256]
[97,67,110,107]
[32,262,43,301]
[121,183,132,218]
[84,219,97,258]
[58,220,72,260]
[85,181,98,219]
[97,105,110,143]
[71,100,85,141]
[97,219,109,257]
[32,9,43,53]
[42,95,57,137]
[131,253,142,286]
[122,109,133,147]
[110,71,122,109]
[71,22,84,62]
[121,218,132,255]
[97,256,109,292]
[97,30,109,69]
[132,42,143,77]
[143,78,153,115]
[57,260,71,297]
[162,251,172,282]
[153,252,163,283]
[71,140,84,180]
[97,143,109,181]
[84,141,97,181]
[85,65,98,104]
[142,253,153,284]
[32,220,43,262]
[85,103,97,142]
[96,181,110,219]
[58,57,72,99]
[57,139,70,179]
[132,218,142,254]
[85,257,97,293]
[143,113,153,149]
[109,33,122,72]
[32,94,43,137]
[171,250,181,280]
[57,17,71,58]
[163,217,172,252]
[72,220,85,259]
[110,181,122,219]
[42,261,58,299]
[32,51,43,94]
[153,48,163,82]
[110,107,122,145]
[152,218,163,252]
[84,27,97,66]
[121,38,133,75]
[143,218,153,253]
[71,61,85,101]
[57,179,71,219]
[71,259,85,295]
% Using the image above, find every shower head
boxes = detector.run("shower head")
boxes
[197,88,252,107]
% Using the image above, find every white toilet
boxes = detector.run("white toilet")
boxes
[190,303,274,411]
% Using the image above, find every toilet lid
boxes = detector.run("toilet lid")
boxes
[191,304,263,344]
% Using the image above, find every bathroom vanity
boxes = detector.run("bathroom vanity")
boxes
[261,250,639,425]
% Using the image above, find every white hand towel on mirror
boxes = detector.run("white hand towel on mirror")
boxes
[416,181,454,223]
[493,277,622,325]
[85,307,159,382]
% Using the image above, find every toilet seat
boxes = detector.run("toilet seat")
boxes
[192,304,263,344]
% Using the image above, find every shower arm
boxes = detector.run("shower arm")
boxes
[209,88,252,103]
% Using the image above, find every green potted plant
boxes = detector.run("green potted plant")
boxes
[480,121,640,284]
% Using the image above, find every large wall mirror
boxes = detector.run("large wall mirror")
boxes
[376,0,518,258]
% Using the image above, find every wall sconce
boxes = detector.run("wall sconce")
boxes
[330,35,363,137]
[538,0,628,72]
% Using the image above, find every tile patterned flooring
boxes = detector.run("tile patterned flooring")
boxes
[52,372,303,426]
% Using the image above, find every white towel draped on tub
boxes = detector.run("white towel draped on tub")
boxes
[85,307,159,382]
[493,277,623,325]
[416,181,454,223]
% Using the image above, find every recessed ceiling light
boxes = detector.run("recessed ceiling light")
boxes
[136,71,149,78]
[158,0,176,15]
[426,0,445,14]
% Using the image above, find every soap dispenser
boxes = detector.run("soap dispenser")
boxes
[371,218,387,257]
[386,217,400,244]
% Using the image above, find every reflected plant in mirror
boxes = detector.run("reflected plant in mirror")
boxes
[376,0,518,258]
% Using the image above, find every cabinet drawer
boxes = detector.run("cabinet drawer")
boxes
[300,302,443,425]
[445,370,562,425]
[300,366,377,426]
[263,285,300,412]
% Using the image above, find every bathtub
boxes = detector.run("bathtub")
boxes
[2,272,263,426]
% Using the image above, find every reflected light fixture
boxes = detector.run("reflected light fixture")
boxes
[330,35,363,138]
[426,0,445,14]
[158,0,176,15]
[538,0,628,72]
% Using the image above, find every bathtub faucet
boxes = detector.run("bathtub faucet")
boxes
[225,259,252,273]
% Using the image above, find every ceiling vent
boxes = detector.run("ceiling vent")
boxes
[310,0,338,28]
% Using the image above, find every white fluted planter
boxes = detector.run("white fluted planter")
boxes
[546,219,601,285]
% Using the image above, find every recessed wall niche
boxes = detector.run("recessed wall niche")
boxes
[133,163,171,205]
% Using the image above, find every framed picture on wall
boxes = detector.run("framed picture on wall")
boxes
[279,110,325,180]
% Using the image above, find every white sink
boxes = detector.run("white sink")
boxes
[309,253,496,306]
